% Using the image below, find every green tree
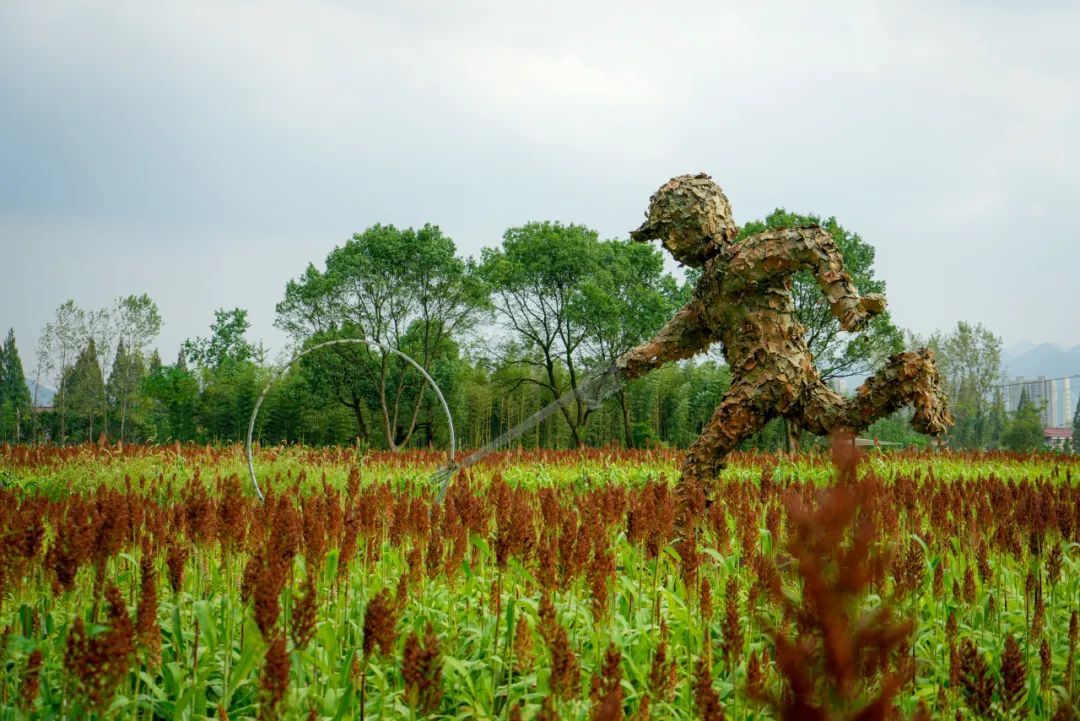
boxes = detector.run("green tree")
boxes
[39,300,87,442]
[482,221,604,447]
[919,321,1003,448]
[183,309,264,441]
[277,224,487,450]
[577,239,685,446]
[1003,389,1044,452]
[107,340,149,441]
[111,294,162,441]
[61,338,106,442]
[143,351,199,441]
[0,329,33,441]
[183,308,262,371]
[738,210,903,381]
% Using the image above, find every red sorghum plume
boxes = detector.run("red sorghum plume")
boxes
[932,562,944,598]
[362,589,397,659]
[692,658,725,721]
[1040,638,1052,690]
[1032,594,1047,639]
[630,695,651,721]
[648,620,677,703]
[291,572,318,650]
[136,551,161,667]
[538,590,557,645]
[958,638,994,717]
[976,541,991,585]
[746,649,763,700]
[1047,543,1063,587]
[700,577,714,627]
[402,622,444,715]
[537,695,560,721]
[589,544,616,620]
[589,643,624,721]
[513,615,534,673]
[721,577,740,668]
[757,461,915,721]
[896,539,925,597]
[1051,702,1079,721]
[65,584,136,710]
[20,648,42,707]
[248,544,288,638]
[258,633,290,721]
[509,702,524,721]
[949,642,961,694]
[548,622,580,700]
[962,566,976,604]
[1000,635,1028,716]
[165,539,189,594]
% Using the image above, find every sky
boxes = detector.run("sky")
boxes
[2,0,1078,383]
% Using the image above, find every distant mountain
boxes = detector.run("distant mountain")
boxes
[1000,343,1080,380]
[1005,340,1037,356]
[26,380,55,407]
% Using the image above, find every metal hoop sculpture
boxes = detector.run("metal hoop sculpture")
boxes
[245,338,456,503]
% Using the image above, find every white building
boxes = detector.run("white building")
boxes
[1008,376,1057,428]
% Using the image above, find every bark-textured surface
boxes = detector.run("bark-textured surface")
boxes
[618,173,953,508]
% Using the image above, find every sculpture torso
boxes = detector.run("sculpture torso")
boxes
[691,243,819,404]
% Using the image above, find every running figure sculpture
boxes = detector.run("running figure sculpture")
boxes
[616,174,953,502]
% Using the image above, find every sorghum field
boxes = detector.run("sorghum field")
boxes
[0,442,1077,720]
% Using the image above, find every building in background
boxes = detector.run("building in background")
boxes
[1043,427,1071,450]
[1007,375,1058,428]
[828,377,848,397]
[1064,378,1072,427]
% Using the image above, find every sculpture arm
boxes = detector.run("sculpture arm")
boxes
[739,227,886,331]
[616,301,712,380]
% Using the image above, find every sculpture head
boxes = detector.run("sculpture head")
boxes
[630,173,737,267]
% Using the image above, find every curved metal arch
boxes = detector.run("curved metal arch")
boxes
[245,338,456,502]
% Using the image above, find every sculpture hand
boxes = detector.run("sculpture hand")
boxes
[859,293,887,316]
[615,350,651,381]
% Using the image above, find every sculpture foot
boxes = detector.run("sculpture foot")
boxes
[911,382,953,436]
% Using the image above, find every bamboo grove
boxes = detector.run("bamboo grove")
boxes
[0,442,1077,719]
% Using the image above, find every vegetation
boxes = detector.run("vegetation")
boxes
[11,211,1070,453]
[0,443,1076,719]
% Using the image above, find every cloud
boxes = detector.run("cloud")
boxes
[1,0,1078,365]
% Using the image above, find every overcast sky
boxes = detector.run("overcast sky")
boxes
[2,0,1078,379]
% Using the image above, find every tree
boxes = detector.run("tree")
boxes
[183,309,264,441]
[1003,389,1044,452]
[919,321,1003,448]
[0,329,33,441]
[143,350,199,442]
[39,300,87,443]
[62,339,106,442]
[738,210,903,381]
[577,239,685,446]
[182,308,262,371]
[111,294,162,441]
[107,340,148,441]
[277,224,487,450]
[481,221,604,447]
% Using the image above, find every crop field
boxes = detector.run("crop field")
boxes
[0,443,1077,720]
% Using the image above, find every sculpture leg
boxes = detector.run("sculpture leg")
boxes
[677,378,775,526]
[796,349,953,436]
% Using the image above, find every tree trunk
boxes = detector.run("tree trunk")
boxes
[119,392,129,443]
[350,392,369,444]
[618,389,633,448]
